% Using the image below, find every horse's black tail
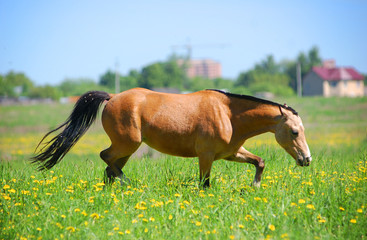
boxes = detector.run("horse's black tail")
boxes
[31,91,111,171]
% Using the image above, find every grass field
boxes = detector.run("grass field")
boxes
[1,96,367,239]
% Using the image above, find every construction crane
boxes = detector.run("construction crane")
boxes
[171,42,229,60]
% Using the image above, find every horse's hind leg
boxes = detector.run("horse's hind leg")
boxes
[100,144,139,185]
[103,158,131,185]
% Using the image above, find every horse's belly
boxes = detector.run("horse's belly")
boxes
[143,134,197,157]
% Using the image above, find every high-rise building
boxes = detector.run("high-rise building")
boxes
[177,59,222,79]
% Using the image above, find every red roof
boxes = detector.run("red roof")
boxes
[312,66,364,81]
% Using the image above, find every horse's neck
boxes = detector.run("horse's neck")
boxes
[231,100,280,140]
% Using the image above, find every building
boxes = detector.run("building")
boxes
[303,60,364,97]
[177,59,222,79]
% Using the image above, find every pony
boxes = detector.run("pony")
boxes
[32,88,312,188]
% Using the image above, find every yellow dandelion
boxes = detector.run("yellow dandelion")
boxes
[306,204,315,210]
[350,219,357,223]
[149,217,155,222]
[138,214,144,218]
[238,224,244,229]
[174,193,181,197]
[132,219,138,224]
[3,195,11,200]
[74,208,81,212]
[61,215,66,218]
[144,228,148,233]
[135,201,147,210]
[318,219,326,223]
[229,235,235,239]
[357,209,363,213]
[268,224,275,231]
[298,199,305,204]
[3,184,10,189]
[281,233,288,238]
[113,227,119,231]
[8,189,16,193]
[169,214,173,220]
[125,230,131,234]
[66,226,75,232]
[195,221,202,226]
[90,213,100,219]
[36,227,42,231]
[339,207,345,211]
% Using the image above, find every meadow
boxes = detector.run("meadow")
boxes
[1,96,366,239]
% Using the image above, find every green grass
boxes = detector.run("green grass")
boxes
[1,146,366,239]
[1,96,367,239]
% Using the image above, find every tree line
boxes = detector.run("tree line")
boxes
[1,46,348,100]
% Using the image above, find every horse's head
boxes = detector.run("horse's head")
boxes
[274,106,312,167]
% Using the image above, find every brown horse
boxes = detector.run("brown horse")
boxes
[32,88,312,188]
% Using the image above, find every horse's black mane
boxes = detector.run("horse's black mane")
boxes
[207,89,298,116]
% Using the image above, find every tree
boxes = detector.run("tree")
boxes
[187,76,215,92]
[137,60,185,90]
[119,70,139,91]
[28,85,62,100]
[138,63,166,89]
[0,71,34,97]
[254,55,279,74]
[99,70,115,89]
[59,78,108,96]
[285,46,322,91]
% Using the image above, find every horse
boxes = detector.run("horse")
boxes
[32,88,312,188]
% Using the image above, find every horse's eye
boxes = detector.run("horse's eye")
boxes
[291,129,299,136]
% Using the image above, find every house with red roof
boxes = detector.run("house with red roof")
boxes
[303,60,364,97]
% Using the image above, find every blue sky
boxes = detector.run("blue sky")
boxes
[1,0,366,85]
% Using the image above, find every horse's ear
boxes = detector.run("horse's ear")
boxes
[279,105,284,116]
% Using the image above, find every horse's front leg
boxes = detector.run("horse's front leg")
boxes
[225,147,265,187]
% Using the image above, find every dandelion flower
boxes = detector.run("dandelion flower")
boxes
[306,204,315,210]
[66,226,76,232]
[3,184,10,189]
[357,209,363,213]
[169,215,173,220]
[36,228,42,231]
[268,224,275,231]
[339,207,345,211]
[195,221,202,226]
[298,199,305,204]
[229,235,235,239]
[350,219,357,223]
[90,213,100,219]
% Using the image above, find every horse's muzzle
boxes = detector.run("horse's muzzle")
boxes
[298,156,312,167]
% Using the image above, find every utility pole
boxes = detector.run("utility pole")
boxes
[115,60,120,94]
[297,62,302,97]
